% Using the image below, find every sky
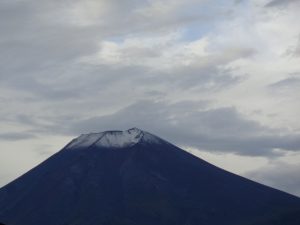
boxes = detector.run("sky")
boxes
[0,0,300,196]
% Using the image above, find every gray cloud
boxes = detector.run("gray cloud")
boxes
[170,66,241,91]
[0,1,297,155]
[245,162,300,197]
[153,48,253,91]
[0,0,228,72]
[234,0,244,4]
[269,76,300,93]
[270,77,300,87]
[0,2,100,67]
[295,36,300,56]
[65,100,300,156]
[0,0,251,107]
[0,132,36,141]
[0,48,247,104]
[265,0,300,7]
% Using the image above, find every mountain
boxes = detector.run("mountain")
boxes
[0,128,299,225]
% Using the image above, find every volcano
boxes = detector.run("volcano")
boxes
[0,128,299,225]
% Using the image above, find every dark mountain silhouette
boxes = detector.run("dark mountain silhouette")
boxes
[0,128,299,225]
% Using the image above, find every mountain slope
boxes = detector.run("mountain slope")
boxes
[0,128,299,225]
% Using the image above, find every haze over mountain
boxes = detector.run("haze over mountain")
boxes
[0,128,299,225]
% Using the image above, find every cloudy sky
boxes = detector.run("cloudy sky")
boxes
[0,0,300,196]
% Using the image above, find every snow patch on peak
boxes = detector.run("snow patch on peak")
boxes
[66,128,162,150]
[66,133,104,149]
[65,128,163,150]
[95,128,143,148]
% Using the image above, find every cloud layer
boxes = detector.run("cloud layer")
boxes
[65,100,300,156]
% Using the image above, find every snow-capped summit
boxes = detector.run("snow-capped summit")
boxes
[66,128,160,149]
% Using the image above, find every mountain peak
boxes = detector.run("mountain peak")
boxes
[66,128,160,149]
[1,128,300,225]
